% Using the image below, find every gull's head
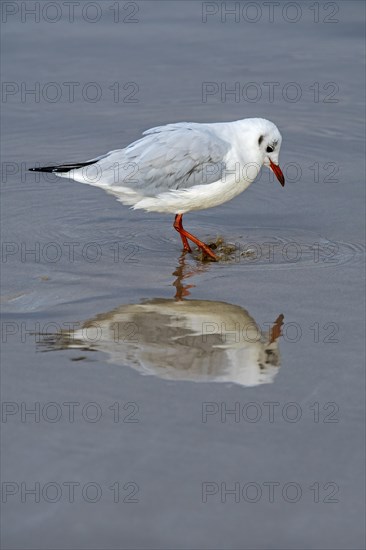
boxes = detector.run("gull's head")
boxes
[252,119,285,187]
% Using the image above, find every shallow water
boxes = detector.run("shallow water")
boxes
[1,1,365,549]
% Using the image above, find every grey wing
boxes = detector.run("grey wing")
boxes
[90,123,231,196]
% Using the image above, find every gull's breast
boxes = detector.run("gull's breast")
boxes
[132,171,254,213]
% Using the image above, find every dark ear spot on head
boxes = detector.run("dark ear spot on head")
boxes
[258,135,264,145]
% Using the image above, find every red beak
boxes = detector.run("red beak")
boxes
[269,159,285,187]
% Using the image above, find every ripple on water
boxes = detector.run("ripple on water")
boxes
[134,226,365,270]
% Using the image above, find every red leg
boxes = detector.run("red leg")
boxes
[173,214,217,261]
[174,214,191,252]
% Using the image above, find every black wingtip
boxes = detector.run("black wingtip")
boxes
[29,166,61,173]
[28,160,98,173]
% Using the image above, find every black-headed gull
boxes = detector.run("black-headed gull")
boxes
[30,118,285,260]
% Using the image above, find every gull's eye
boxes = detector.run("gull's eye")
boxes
[266,145,274,153]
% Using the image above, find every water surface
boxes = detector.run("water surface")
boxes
[1,2,365,549]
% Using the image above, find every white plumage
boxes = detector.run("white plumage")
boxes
[31,117,285,260]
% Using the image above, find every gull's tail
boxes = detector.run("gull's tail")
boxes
[29,160,98,174]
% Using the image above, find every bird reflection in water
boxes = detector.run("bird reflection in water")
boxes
[41,253,284,387]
